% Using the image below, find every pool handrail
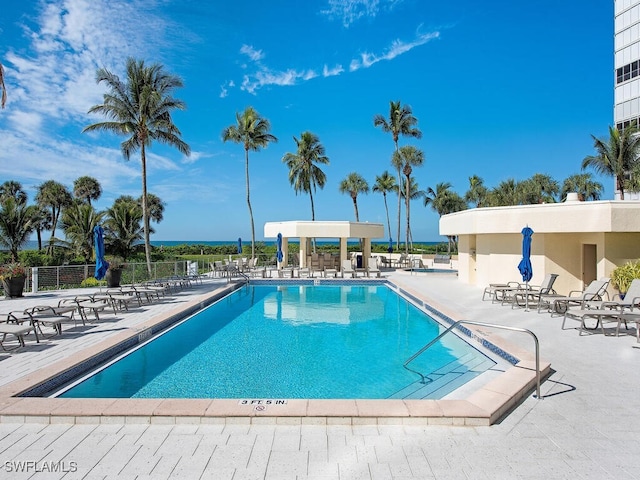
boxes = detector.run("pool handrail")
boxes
[404,320,542,400]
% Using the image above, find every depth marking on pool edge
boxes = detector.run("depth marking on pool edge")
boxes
[238,399,289,406]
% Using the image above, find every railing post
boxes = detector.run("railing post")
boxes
[31,267,38,293]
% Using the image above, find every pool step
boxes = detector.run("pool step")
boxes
[389,353,496,400]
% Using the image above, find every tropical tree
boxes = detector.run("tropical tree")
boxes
[339,172,369,222]
[83,57,191,275]
[424,182,467,253]
[465,175,488,208]
[143,193,165,224]
[0,61,6,109]
[561,173,603,201]
[73,176,102,206]
[519,173,559,204]
[32,205,52,251]
[0,197,37,261]
[398,176,425,250]
[60,202,105,263]
[372,171,397,245]
[373,100,422,250]
[392,145,424,254]
[0,181,27,205]
[222,106,277,260]
[582,124,640,200]
[35,180,72,249]
[486,178,522,206]
[282,131,329,221]
[104,200,144,261]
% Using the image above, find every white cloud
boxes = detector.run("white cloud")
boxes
[241,68,318,95]
[323,64,344,77]
[321,0,404,27]
[0,0,180,199]
[349,30,440,71]
[240,44,265,62]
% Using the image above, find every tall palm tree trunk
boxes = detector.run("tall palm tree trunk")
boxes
[245,148,256,260]
[141,145,152,276]
[310,189,316,252]
[396,165,402,251]
[352,196,360,222]
[405,175,411,255]
[383,193,392,242]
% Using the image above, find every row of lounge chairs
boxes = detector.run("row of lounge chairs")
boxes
[482,275,640,341]
[211,257,383,279]
[0,277,196,352]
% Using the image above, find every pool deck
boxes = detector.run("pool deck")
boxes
[0,271,639,478]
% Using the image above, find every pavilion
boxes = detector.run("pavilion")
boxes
[263,221,385,269]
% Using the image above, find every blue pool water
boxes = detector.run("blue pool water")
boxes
[58,284,496,399]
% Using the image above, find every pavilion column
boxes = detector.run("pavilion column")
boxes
[363,239,372,268]
[299,236,308,268]
[281,237,289,268]
[340,237,348,269]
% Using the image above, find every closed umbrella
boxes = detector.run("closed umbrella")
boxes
[276,233,283,268]
[237,237,242,254]
[387,238,393,253]
[517,226,534,310]
[93,225,109,280]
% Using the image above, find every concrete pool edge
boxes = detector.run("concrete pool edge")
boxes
[0,279,551,426]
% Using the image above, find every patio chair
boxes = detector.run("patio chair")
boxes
[543,278,610,314]
[24,306,71,337]
[0,314,36,351]
[367,257,381,278]
[511,273,559,309]
[561,301,623,335]
[341,259,356,278]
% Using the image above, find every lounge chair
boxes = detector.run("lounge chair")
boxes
[482,281,522,302]
[367,257,381,278]
[0,314,36,351]
[561,302,623,335]
[341,259,356,278]
[511,273,559,309]
[24,306,71,337]
[542,278,610,314]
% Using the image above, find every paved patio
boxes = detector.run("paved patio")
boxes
[0,271,639,479]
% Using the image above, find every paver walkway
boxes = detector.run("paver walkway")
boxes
[0,272,639,479]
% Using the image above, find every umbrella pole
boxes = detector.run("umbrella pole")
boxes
[525,280,530,312]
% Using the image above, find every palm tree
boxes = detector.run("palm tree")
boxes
[143,193,165,224]
[486,178,522,206]
[424,182,467,254]
[464,175,488,208]
[83,58,191,275]
[339,172,369,222]
[35,180,72,250]
[73,176,102,206]
[0,197,37,262]
[392,145,424,254]
[372,171,397,245]
[398,176,425,250]
[520,173,559,204]
[0,181,27,205]
[222,106,277,261]
[561,173,603,201]
[582,124,640,200]
[373,100,422,250]
[60,202,105,263]
[104,200,145,261]
[32,205,52,251]
[0,61,6,109]
[282,131,329,221]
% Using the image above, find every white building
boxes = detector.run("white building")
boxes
[615,0,640,199]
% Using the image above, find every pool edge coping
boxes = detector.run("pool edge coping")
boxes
[0,279,550,426]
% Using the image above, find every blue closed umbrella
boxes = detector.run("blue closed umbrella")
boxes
[387,238,393,253]
[93,225,108,280]
[276,233,283,263]
[517,226,534,310]
[517,226,534,282]
[237,237,242,254]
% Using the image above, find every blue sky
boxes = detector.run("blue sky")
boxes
[0,0,613,243]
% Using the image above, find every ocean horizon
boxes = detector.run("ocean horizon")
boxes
[22,239,442,250]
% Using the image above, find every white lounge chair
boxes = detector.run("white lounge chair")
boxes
[367,257,381,278]
[511,273,559,309]
[544,278,610,314]
[341,259,355,278]
[0,315,36,351]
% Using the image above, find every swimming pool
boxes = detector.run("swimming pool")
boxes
[55,283,497,400]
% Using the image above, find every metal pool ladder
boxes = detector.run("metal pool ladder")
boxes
[403,320,542,400]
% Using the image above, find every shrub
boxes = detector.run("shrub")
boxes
[80,277,105,288]
[610,260,640,293]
